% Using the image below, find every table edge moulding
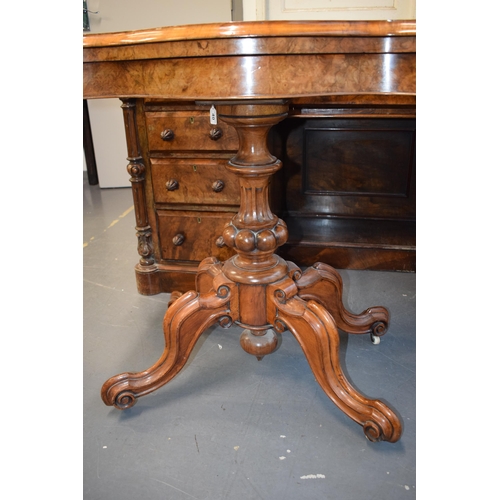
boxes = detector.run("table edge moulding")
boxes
[83,20,416,443]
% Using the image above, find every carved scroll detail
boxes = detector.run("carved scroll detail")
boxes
[296,262,389,336]
[266,280,401,443]
[136,228,154,266]
[101,288,231,409]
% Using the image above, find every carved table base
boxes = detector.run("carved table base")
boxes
[101,102,402,443]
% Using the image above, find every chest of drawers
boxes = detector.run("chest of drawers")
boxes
[126,97,415,295]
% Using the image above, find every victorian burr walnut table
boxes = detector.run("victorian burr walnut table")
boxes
[83,20,415,443]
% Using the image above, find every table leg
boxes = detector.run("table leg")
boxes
[101,101,401,442]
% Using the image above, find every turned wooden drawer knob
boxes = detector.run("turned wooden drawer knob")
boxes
[211,180,225,192]
[160,128,175,141]
[209,127,223,141]
[215,236,226,248]
[165,179,179,191]
[172,234,185,246]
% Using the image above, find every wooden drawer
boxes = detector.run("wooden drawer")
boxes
[157,211,236,262]
[146,110,239,152]
[151,158,240,206]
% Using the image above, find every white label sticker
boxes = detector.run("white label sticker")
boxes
[210,105,217,125]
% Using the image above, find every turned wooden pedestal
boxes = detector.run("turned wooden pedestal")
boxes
[101,102,401,443]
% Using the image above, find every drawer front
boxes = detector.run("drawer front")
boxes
[151,159,240,206]
[158,211,235,262]
[146,111,239,152]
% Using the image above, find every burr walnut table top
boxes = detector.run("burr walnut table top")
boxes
[83,20,416,101]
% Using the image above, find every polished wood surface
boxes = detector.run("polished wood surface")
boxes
[85,20,415,442]
[83,20,415,46]
[274,113,415,271]
[84,20,415,100]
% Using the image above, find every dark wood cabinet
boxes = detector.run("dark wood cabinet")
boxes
[272,111,416,272]
[129,97,415,295]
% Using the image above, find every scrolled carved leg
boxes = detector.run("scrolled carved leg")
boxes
[268,280,401,442]
[295,262,389,338]
[101,286,232,409]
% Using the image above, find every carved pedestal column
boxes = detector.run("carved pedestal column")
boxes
[217,102,289,356]
[120,98,159,294]
[102,101,401,443]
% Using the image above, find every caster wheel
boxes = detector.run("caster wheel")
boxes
[370,333,381,345]
[168,290,183,308]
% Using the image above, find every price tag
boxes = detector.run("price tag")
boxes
[210,105,218,125]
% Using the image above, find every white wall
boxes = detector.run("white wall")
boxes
[86,0,233,34]
[85,0,233,188]
[242,0,416,20]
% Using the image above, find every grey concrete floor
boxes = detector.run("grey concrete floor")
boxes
[83,174,416,500]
